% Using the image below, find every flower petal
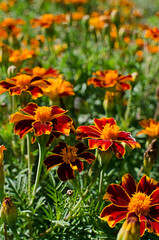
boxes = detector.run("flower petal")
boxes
[14,120,34,138]
[112,142,125,158]
[57,163,75,181]
[10,112,35,123]
[103,184,130,207]
[94,117,116,131]
[32,121,52,136]
[10,86,23,95]
[52,141,67,154]
[137,175,159,195]
[52,115,73,135]
[71,159,83,172]
[150,188,159,206]
[75,142,88,154]
[22,103,38,115]
[28,86,43,99]
[120,174,136,197]
[118,131,141,149]
[76,126,101,140]
[44,154,63,170]
[148,205,159,222]
[78,152,95,163]
[100,204,127,227]
[89,139,112,151]
[51,105,67,117]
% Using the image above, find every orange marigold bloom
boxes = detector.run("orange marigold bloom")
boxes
[0,74,48,99]
[145,27,159,41]
[10,102,74,139]
[100,173,159,237]
[87,70,134,92]
[31,13,67,28]
[89,15,109,30]
[0,17,25,37]
[42,77,75,101]
[44,141,95,181]
[9,49,36,63]
[137,119,159,138]
[76,117,140,158]
[20,66,59,78]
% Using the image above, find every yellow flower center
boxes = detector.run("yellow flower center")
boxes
[128,192,151,216]
[100,123,120,140]
[35,106,52,123]
[16,74,32,87]
[61,146,78,169]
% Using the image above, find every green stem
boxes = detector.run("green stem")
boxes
[4,224,7,240]
[65,165,103,220]
[10,226,19,240]
[30,143,46,205]
[27,134,31,202]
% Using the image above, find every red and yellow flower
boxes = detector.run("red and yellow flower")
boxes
[0,74,48,99]
[137,119,159,138]
[44,141,95,181]
[20,66,60,78]
[145,27,159,42]
[10,102,74,139]
[31,13,67,28]
[42,77,75,101]
[76,117,140,158]
[87,70,134,92]
[100,173,159,236]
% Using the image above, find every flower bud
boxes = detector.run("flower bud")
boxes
[103,91,115,112]
[144,139,158,173]
[1,197,18,227]
[110,9,120,28]
[98,149,113,165]
[117,215,140,240]
[7,65,17,78]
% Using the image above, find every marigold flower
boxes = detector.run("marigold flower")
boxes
[9,49,36,63]
[10,102,74,140]
[44,141,95,181]
[76,117,140,158]
[42,77,75,101]
[1,197,17,227]
[100,173,159,236]
[145,27,159,41]
[31,13,67,28]
[0,17,25,37]
[137,119,159,138]
[0,74,48,99]
[20,66,59,78]
[87,70,134,92]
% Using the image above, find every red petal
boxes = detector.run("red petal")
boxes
[94,117,116,131]
[137,175,159,195]
[52,115,73,135]
[57,163,75,181]
[32,121,52,136]
[51,105,67,116]
[22,102,38,115]
[14,120,33,138]
[149,205,159,222]
[121,174,136,197]
[150,188,159,205]
[44,154,63,170]
[89,139,112,151]
[28,86,43,99]
[10,86,23,95]
[78,152,95,163]
[0,81,15,90]
[112,142,125,158]
[139,215,146,236]
[104,184,130,207]
[118,131,140,149]
[119,82,131,91]
[71,160,83,172]
[75,142,88,154]
[76,126,101,139]
[100,204,127,227]
[52,141,67,154]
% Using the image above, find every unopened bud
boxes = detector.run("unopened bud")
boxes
[103,91,115,112]
[98,149,113,165]
[117,215,140,240]
[7,65,17,78]
[144,139,158,172]
[1,197,18,227]
[110,9,120,28]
